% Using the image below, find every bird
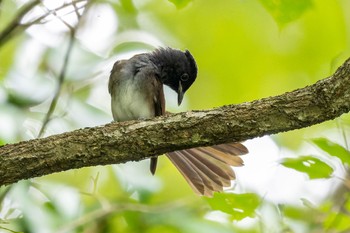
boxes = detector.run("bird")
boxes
[108,47,248,196]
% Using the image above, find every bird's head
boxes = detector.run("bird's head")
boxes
[150,47,198,105]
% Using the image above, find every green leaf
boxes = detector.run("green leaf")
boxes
[312,138,350,166]
[259,0,313,27]
[7,90,43,108]
[324,211,350,232]
[168,0,192,9]
[283,205,313,221]
[0,37,20,81]
[281,156,333,179]
[300,198,316,209]
[205,192,260,220]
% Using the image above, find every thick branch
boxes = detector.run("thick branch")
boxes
[1,58,350,186]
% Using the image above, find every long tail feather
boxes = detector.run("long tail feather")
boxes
[177,150,225,194]
[176,153,216,196]
[150,157,158,175]
[166,142,248,196]
[185,149,234,181]
[166,151,205,195]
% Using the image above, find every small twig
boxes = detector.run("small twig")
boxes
[37,1,90,138]
[0,0,87,48]
[57,199,192,233]
[0,225,19,233]
[72,0,82,20]
[0,0,40,47]
[23,0,87,26]
[41,4,74,31]
[26,5,86,29]
[37,29,76,138]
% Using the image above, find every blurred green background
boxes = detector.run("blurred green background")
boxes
[1,0,350,232]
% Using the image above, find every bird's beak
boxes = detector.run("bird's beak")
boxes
[177,81,184,106]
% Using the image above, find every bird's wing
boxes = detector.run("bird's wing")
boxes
[152,76,165,117]
[149,73,165,174]
[108,60,126,95]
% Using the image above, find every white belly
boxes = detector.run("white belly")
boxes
[111,78,154,122]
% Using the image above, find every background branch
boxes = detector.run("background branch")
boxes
[37,10,79,138]
[0,0,40,47]
[1,58,350,186]
[0,0,88,48]
[36,0,93,137]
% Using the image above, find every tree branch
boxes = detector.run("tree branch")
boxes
[0,0,88,48]
[37,6,82,138]
[0,0,40,47]
[1,58,350,186]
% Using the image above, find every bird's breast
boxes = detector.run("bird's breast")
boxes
[111,77,155,122]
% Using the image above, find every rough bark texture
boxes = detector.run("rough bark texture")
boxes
[1,58,350,186]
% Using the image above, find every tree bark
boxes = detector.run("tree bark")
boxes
[1,58,350,186]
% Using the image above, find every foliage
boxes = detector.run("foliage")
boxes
[312,137,350,165]
[281,155,334,179]
[1,0,350,232]
[205,192,260,221]
[259,0,313,27]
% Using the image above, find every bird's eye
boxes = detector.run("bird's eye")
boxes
[181,73,189,81]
